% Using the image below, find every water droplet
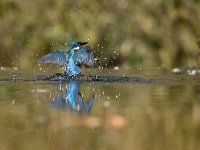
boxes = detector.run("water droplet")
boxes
[12,99,15,105]
[12,74,16,80]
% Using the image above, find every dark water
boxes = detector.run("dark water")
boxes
[1,68,200,150]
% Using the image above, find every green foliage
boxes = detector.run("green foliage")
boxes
[0,0,200,68]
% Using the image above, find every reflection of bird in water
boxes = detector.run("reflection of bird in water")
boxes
[50,81,94,113]
[38,40,94,76]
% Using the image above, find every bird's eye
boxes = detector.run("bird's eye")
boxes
[77,44,81,47]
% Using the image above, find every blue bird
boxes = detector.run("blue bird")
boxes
[37,40,94,76]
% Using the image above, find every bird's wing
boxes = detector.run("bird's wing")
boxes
[74,46,94,66]
[37,50,69,65]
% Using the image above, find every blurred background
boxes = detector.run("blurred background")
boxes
[0,0,200,68]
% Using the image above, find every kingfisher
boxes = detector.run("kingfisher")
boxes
[37,40,94,76]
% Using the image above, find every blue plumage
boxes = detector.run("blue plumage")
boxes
[37,40,94,76]
[74,46,94,66]
[37,50,68,65]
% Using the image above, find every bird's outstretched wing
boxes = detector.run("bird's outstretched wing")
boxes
[37,50,69,65]
[74,46,94,66]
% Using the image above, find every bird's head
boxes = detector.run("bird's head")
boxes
[69,40,88,50]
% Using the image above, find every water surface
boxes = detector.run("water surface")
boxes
[0,68,200,150]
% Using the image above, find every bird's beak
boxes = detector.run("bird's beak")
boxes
[80,42,88,46]
[73,42,88,50]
